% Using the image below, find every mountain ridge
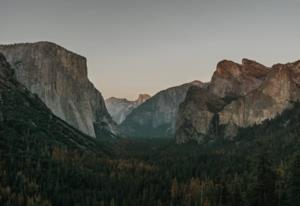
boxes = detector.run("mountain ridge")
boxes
[176,58,300,143]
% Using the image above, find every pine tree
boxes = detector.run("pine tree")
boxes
[171,178,179,206]
[288,153,300,206]
[251,152,277,206]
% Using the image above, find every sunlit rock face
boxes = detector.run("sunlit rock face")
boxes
[209,59,270,98]
[0,52,103,150]
[120,81,205,138]
[0,42,117,138]
[176,59,300,143]
[105,94,151,124]
[219,61,300,132]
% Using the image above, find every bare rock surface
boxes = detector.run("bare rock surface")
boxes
[209,59,270,98]
[176,59,300,143]
[175,86,226,143]
[0,42,116,138]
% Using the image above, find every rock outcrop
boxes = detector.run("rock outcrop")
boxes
[175,86,226,143]
[105,94,151,124]
[176,59,300,143]
[209,59,270,98]
[0,52,104,151]
[120,81,205,138]
[219,60,300,133]
[0,42,117,138]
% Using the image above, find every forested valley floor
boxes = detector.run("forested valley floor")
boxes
[1,103,300,206]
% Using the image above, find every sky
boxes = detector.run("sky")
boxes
[1,0,300,100]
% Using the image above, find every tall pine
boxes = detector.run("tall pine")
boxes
[288,153,300,206]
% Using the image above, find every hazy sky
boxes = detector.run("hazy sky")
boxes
[1,0,300,99]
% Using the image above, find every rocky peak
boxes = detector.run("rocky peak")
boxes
[242,58,265,67]
[176,58,300,144]
[105,94,151,124]
[209,59,270,98]
[214,60,242,78]
[0,42,117,138]
[136,94,151,104]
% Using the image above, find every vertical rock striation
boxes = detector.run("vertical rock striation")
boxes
[175,86,226,143]
[219,60,300,132]
[0,42,116,138]
[176,58,300,143]
[209,59,270,98]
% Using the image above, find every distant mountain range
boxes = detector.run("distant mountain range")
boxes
[1,41,300,144]
[119,80,205,138]
[105,94,150,124]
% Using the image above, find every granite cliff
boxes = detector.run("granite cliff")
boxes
[105,94,150,124]
[209,59,270,98]
[176,59,300,143]
[0,52,104,150]
[219,60,300,136]
[0,42,117,138]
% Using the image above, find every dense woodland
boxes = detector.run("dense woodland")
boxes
[1,95,300,205]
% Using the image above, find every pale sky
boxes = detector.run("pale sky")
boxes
[1,0,300,100]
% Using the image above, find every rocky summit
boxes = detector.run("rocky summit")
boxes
[0,42,117,138]
[105,94,150,124]
[176,59,300,143]
[209,59,270,98]
[120,81,205,138]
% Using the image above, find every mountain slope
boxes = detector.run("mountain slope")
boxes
[2,51,300,205]
[105,94,150,124]
[176,58,300,143]
[120,81,205,138]
[209,59,270,98]
[175,86,226,143]
[219,60,300,134]
[0,42,117,138]
[0,52,106,152]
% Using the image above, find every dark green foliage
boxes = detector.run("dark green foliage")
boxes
[2,79,300,206]
[288,153,300,206]
[250,152,277,206]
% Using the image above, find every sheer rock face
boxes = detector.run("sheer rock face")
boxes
[219,61,300,131]
[175,86,226,144]
[176,59,300,143]
[105,94,151,124]
[0,52,103,151]
[209,59,270,98]
[0,42,116,138]
[120,81,205,138]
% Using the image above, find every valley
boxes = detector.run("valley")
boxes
[2,0,300,205]
[1,43,300,206]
